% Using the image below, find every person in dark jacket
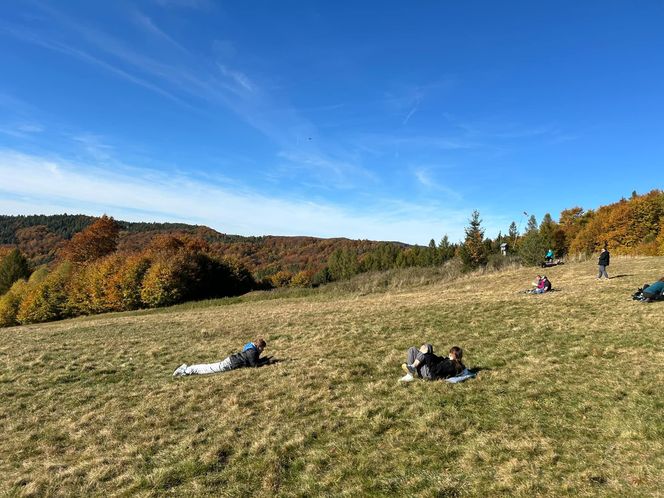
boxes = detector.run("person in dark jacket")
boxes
[400,344,465,382]
[642,278,664,302]
[597,246,610,279]
[173,338,268,377]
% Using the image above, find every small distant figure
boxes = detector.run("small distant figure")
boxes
[399,344,466,382]
[173,338,271,377]
[528,275,552,294]
[597,246,610,279]
[545,248,554,262]
[500,242,508,256]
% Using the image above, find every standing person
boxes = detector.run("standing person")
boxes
[598,246,610,279]
[400,344,465,382]
[173,338,268,377]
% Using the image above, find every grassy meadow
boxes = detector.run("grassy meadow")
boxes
[1,256,663,497]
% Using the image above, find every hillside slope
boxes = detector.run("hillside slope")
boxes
[0,214,401,274]
[0,257,662,496]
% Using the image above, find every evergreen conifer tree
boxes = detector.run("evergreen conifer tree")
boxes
[508,221,519,245]
[438,235,455,262]
[0,248,30,295]
[459,210,488,269]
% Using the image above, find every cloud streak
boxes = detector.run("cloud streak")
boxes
[0,149,475,243]
[1,4,377,189]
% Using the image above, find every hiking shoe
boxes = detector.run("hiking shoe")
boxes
[402,363,417,375]
[172,364,188,377]
[399,373,415,382]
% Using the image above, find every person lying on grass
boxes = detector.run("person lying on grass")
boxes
[642,277,664,302]
[400,344,465,382]
[173,338,271,377]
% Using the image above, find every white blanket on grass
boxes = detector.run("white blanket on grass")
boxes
[445,369,476,383]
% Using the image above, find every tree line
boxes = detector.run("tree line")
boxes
[1,189,663,325]
[309,189,664,282]
[0,216,255,327]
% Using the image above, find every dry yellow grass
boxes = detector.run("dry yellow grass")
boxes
[1,256,663,496]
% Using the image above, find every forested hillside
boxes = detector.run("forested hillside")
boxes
[0,214,400,276]
[1,188,663,327]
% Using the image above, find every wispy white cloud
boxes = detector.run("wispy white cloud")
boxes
[0,22,191,108]
[403,105,418,125]
[0,122,45,139]
[16,123,44,133]
[413,166,463,201]
[217,64,256,94]
[0,149,475,243]
[1,4,378,189]
[276,150,378,189]
[132,11,188,54]
[357,133,480,153]
[445,113,577,144]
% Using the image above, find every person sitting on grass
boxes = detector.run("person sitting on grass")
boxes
[642,277,664,302]
[173,338,270,377]
[528,275,551,294]
[545,248,554,262]
[400,344,465,382]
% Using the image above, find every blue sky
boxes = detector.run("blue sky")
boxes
[0,1,663,244]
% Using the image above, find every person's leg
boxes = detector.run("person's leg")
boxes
[602,267,609,279]
[185,357,234,375]
[407,347,419,365]
[642,291,657,301]
[598,265,605,278]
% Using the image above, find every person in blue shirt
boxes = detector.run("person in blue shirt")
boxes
[545,248,554,262]
[173,338,268,377]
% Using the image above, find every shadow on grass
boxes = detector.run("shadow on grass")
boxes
[258,356,287,367]
[468,366,491,374]
[609,274,634,279]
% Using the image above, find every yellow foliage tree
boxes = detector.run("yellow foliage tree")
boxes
[0,279,29,327]
[17,263,72,324]
[290,270,314,288]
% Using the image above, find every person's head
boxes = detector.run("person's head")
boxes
[419,343,433,354]
[253,338,267,352]
[448,346,463,362]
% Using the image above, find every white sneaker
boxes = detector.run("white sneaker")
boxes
[173,364,188,377]
[399,373,415,382]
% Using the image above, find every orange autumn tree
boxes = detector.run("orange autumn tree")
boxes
[568,190,664,255]
[61,215,121,264]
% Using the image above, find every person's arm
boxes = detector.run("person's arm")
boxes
[246,349,260,367]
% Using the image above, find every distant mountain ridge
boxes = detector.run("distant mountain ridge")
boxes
[0,214,406,274]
